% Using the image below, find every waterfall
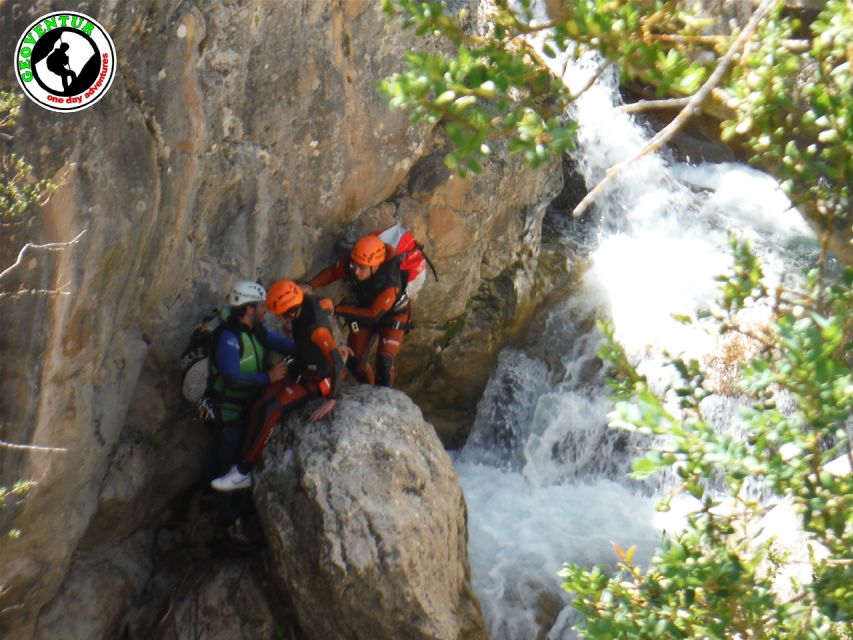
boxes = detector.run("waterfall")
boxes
[455,52,819,639]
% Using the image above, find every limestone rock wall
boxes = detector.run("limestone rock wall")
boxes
[0,0,560,637]
[33,530,153,640]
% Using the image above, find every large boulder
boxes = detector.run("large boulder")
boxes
[393,150,563,442]
[254,385,487,640]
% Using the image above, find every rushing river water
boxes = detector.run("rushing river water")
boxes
[454,53,819,639]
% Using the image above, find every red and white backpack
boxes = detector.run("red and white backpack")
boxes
[375,224,437,299]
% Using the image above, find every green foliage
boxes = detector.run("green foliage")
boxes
[0,479,32,599]
[380,0,850,230]
[443,315,466,342]
[0,89,22,129]
[722,0,851,233]
[0,480,31,544]
[1,90,57,219]
[379,0,578,175]
[562,239,852,639]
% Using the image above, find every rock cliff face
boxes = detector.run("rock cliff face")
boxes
[255,385,487,640]
[0,0,559,637]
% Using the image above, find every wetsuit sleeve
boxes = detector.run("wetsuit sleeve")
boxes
[307,256,348,289]
[263,329,296,355]
[216,329,270,387]
[310,326,345,398]
[335,287,398,323]
[310,327,338,362]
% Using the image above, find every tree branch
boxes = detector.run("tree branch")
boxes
[571,0,778,218]
[567,60,612,103]
[0,282,73,300]
[622,82,739,121]
[0,440,67,453]
[647,33,808,53]
[618,97,692,113]
[0,229,86,283]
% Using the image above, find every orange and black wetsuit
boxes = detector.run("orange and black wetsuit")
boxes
[236,295,345,471]
[308,254,411,387]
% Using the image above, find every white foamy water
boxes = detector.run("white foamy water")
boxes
[672,163,814,243]
[456,462,689,640]
[456,48,818,639]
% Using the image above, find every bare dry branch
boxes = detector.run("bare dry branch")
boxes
[0,229,86,283]
[0,602,26,616]
[571,0,777,218]
[0,282,73,300]
[0,440,67,453]
[619,97,693,113]
[624,82,738,120]
[567,60,612,103]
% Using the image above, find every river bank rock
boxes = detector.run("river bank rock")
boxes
[254,384,487,640]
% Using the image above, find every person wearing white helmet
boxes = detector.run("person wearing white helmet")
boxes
[207,279,295,542]
[209,281,293,419]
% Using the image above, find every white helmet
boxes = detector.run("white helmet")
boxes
[227,280,266,307]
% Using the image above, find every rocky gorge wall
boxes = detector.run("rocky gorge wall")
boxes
[0,1,561,637]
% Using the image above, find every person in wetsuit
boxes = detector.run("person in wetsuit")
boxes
[305,234,412,388]
[211,280,350,492]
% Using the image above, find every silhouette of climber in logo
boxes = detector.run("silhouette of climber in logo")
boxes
[46,42,76,92]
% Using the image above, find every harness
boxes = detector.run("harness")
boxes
[347,315,414,334]
[344,255,415,331]
[382,316,415,332]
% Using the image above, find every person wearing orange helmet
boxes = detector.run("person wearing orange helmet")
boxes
[211,280,351,492]
[305,233,412,388]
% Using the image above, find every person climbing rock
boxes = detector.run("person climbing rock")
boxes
[211,280,351,492]
[305,233,414,388]
[206,280,293,539]
[46,42,76,92]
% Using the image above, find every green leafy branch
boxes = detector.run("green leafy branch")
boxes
[563,238,852,638]
[0,480,33,545]
[1,91,58,219]
[380,0,851,247]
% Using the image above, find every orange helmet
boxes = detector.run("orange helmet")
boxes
[350,235,386,267]
[266,280,304,316]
